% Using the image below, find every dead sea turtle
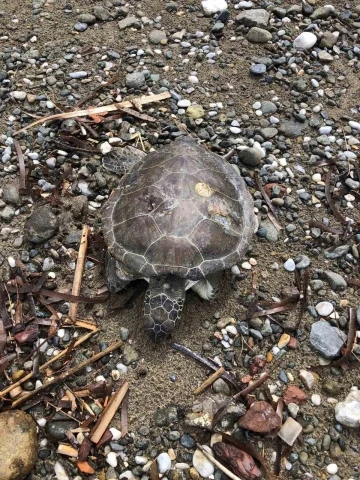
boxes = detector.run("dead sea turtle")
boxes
[101,136,257,341]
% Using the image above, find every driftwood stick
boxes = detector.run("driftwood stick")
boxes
[0,328,100,399]
[196,444,244,480]
[14,92,171,136]
[69,226,90,322]
[194,367,225,395]
[90,381,129,443]
[11,340,122,408]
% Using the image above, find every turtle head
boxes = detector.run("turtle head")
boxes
[144,275,186,341]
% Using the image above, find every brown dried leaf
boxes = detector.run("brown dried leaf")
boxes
[213,443,262,480]
[238,401,281,433]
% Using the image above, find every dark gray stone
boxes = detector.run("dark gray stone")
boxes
[25,205,59,243]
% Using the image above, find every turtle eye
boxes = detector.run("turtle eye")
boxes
[163,283,170,289]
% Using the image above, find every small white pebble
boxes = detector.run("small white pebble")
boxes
[107,451,118,467]
[326,464,338,475]
[54,461,69,480]
[116,363,128,373]
[37,417,47,427]
[109,427,122,440]
[135,455,148,465]
[312,173,322,182]
[95,375,106,383]
[241,261,252,270]
[311,394,321,406]
[57,329,65,338]
[8,256,16,268]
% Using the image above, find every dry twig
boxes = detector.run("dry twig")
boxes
[194,367,225,395]
[13,139,27,193]
[69,225,90,322]
[90,381,129,443]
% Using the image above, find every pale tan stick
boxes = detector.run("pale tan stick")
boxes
[90,381,129,443]
[65,319,99,331]
[13,92,171,136]
[11,340,123,408]
[69,225,90,322]
[0,328,100,399]
[57,444,78,458]
[194,367,225,395]
[196,444,244,480]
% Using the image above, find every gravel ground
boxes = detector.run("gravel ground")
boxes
[0,1,360,480]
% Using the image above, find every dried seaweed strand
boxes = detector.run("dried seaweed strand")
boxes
[308,220,341,234]
[325,170,346,224]
[14,92,171,136]
[254,171,282,230]
[5,283,108,304]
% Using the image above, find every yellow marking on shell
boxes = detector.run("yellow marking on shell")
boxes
[195,182,213,198]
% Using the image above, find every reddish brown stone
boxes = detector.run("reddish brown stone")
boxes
[283,385,307,406]
[287,337,298,349]
[249,357,266,375]
[238,401,281,433]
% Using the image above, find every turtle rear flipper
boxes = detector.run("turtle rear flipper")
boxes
[102,146,147,175]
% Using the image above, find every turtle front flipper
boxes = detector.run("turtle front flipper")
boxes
[105,252,133,293]
[144,275,186,341]
[102,146,147,175]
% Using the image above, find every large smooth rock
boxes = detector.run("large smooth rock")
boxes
[236,9,270,28]
[0,410,38,480]
[310,321,347,359]
[335,387,360,428]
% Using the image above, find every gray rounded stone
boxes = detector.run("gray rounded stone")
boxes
[238,147,261,167]
[25,204,59,243]
[126,71,146,88]
[246,27,272,43]
[148,30,167,44]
